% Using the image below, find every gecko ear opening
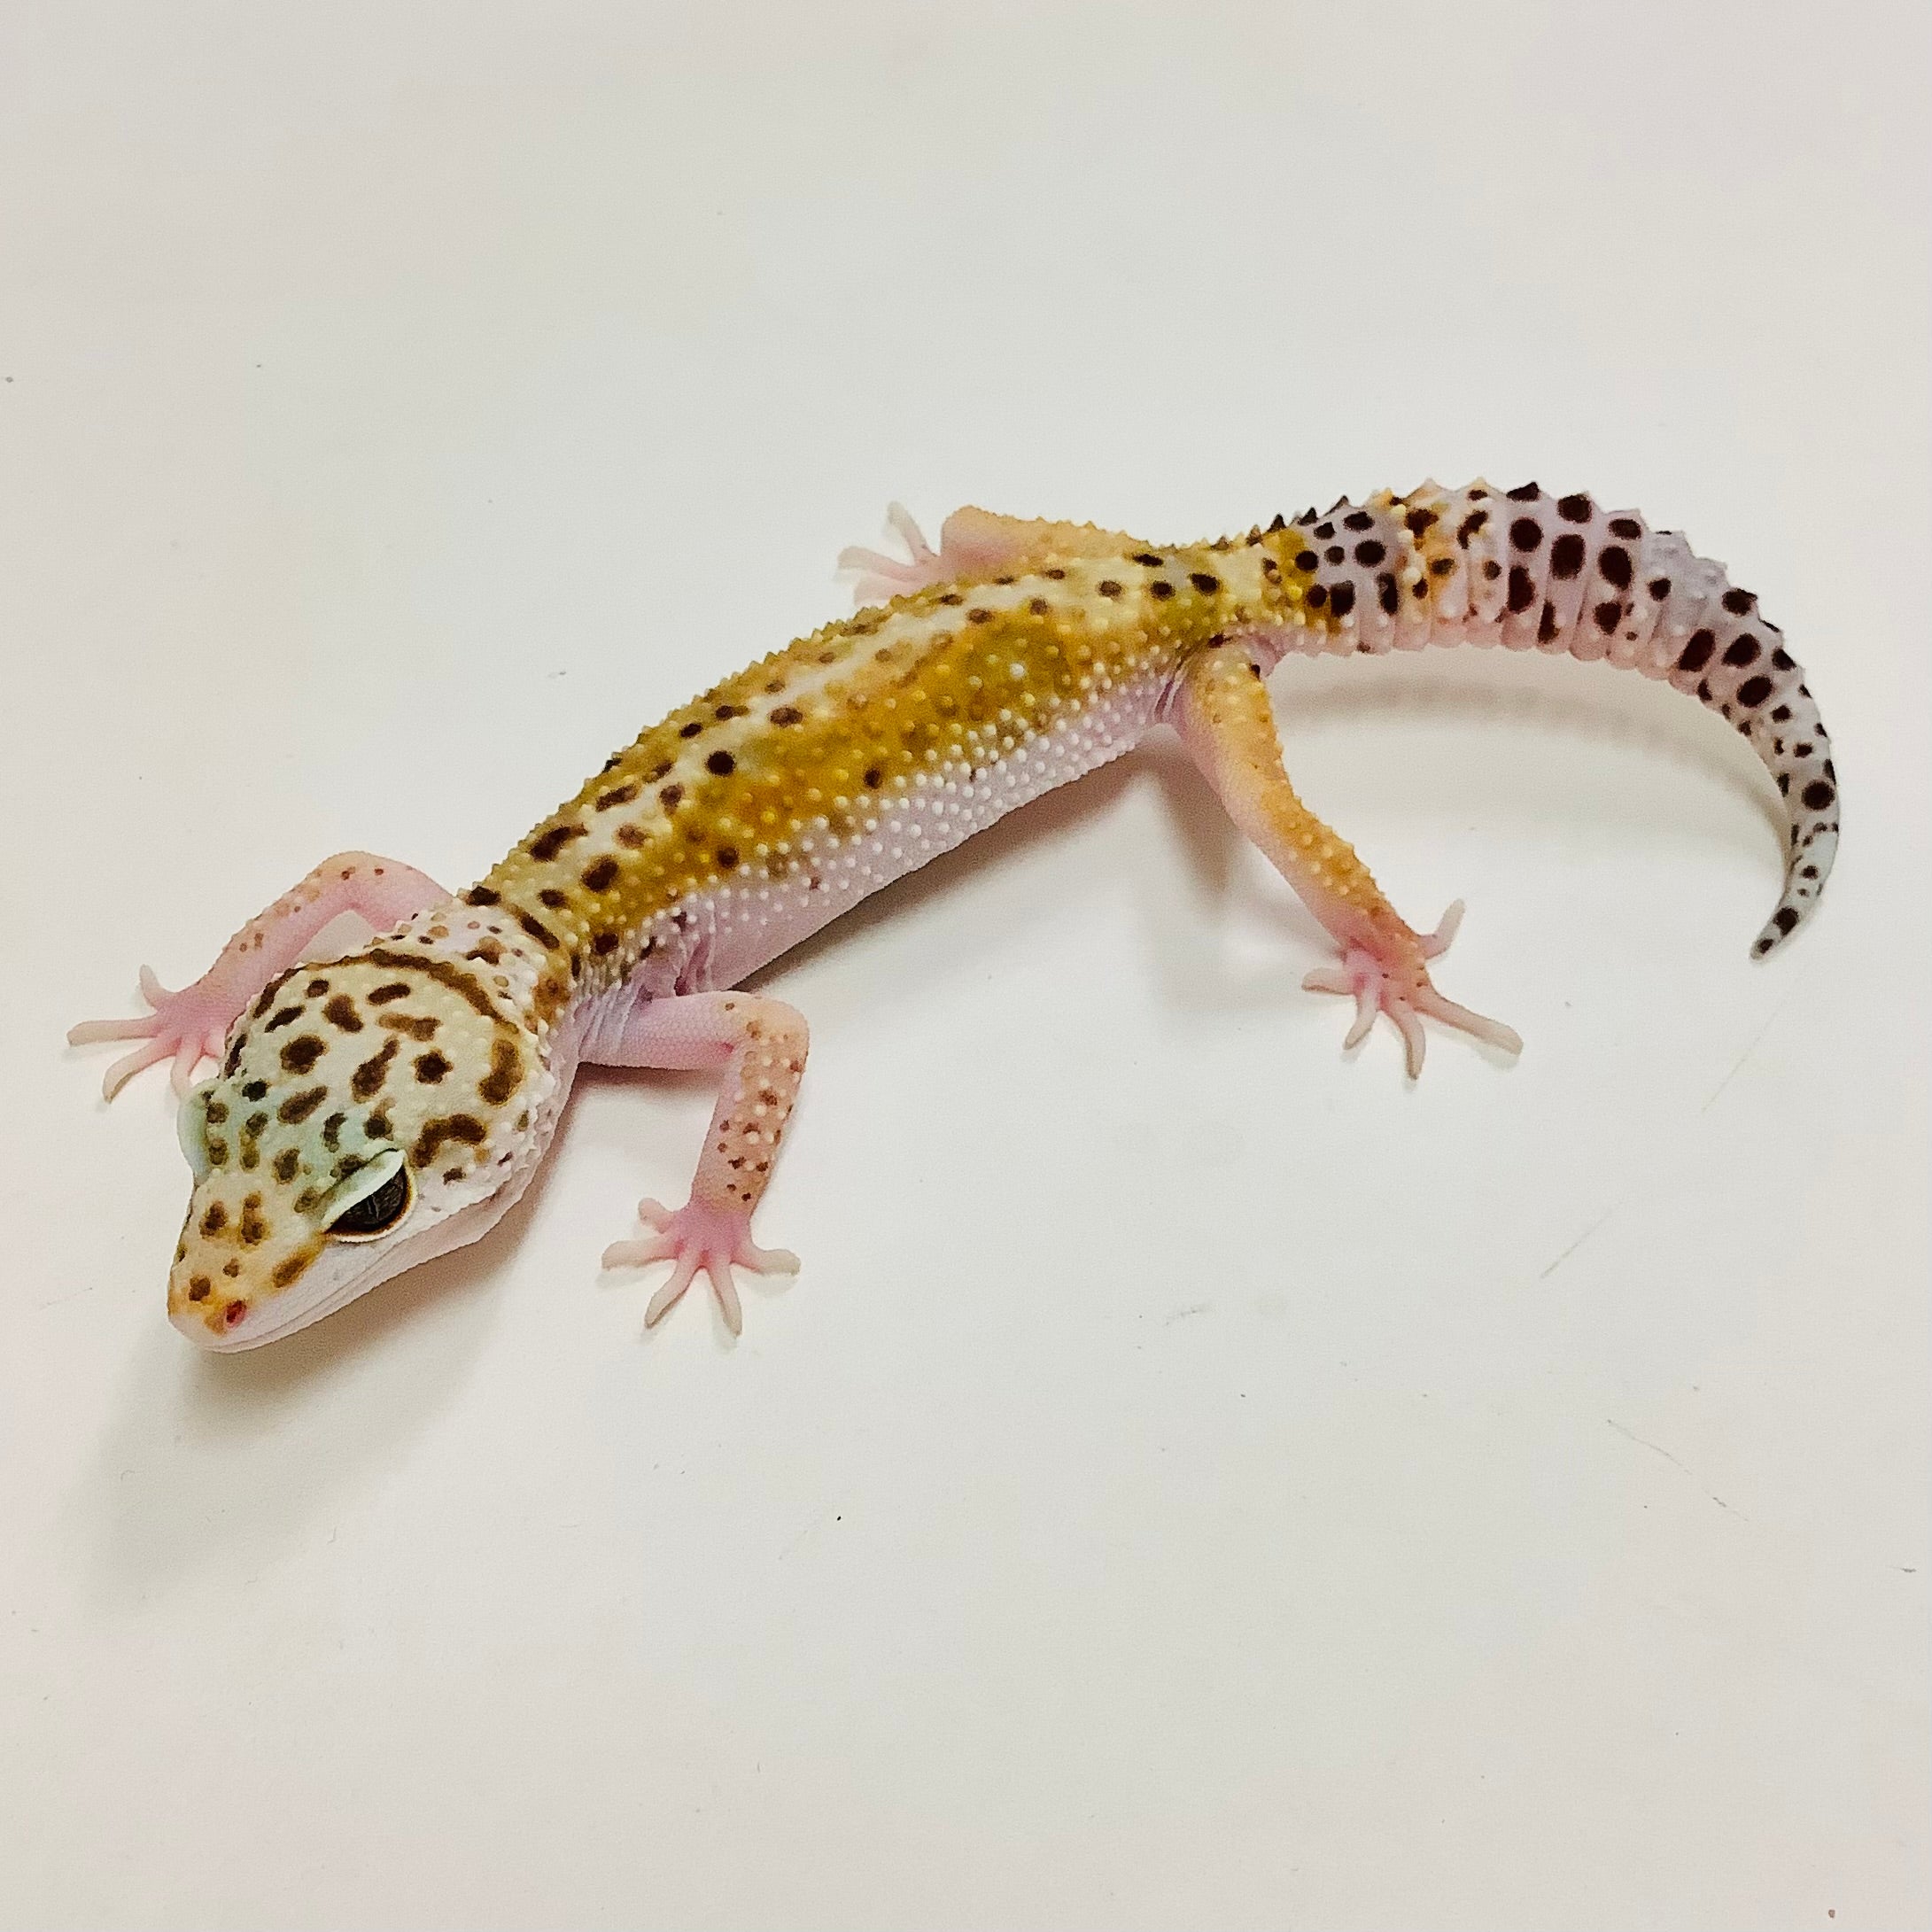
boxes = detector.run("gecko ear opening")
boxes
[177,1081,216,1180]
[322,1148,414,1242]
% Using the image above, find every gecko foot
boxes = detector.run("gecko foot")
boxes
[601,1197,799,1338]
[836,502,948,606]
[1302,901,1523,1079]
[68,966,236,1099]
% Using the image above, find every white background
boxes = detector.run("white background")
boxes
[2,5,1925,1928]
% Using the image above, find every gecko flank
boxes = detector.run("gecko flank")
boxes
[71,482,1837,1348]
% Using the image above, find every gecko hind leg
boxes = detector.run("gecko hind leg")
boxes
[1173,643,1521,1078]
[837,503,1149,606]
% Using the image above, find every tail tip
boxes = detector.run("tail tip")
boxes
[1750,901,1804,959]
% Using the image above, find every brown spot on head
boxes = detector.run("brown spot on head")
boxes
[581,857,619,892]
[368,982,411,1005]
[200,1203,228,1236]
[277,1086,329,1124]
[462,886,500,907]
[359,951,508,1025]
[415,1050,452,1084]
[706,750,735,777]
[351,1037,400,1100]
[411,1114,488,1169]
[239,1195,268,1246]
[538,888,569,911]
[322,995,364,1033]
[379,1012,439,1041]
[280,1035,326,1075]
[271,1253,311,1290]
[479,1037,522,1106]
[274,1148,299,1184]
[187,1277,211,1302]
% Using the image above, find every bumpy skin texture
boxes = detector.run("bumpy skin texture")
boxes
[74,482,1837,1348]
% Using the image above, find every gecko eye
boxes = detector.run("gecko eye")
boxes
[323,1152,414,1242]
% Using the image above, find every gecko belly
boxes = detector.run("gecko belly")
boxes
[694,673,1168,989]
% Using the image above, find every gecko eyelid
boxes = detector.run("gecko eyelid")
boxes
[324,1155,413,1241]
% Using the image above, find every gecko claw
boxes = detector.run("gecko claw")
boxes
[602,1196,799,1338]
[1303,904,1521,1078]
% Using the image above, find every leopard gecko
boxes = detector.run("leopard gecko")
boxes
[70,482,1839,1349]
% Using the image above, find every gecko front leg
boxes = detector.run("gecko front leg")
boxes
[590,990,809,1335]
[1171,643,1521,1077]
[68,851,448,1097]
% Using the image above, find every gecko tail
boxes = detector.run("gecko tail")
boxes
[1274,482,1840,958]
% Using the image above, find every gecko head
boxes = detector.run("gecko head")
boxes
[166,953,555,1350]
